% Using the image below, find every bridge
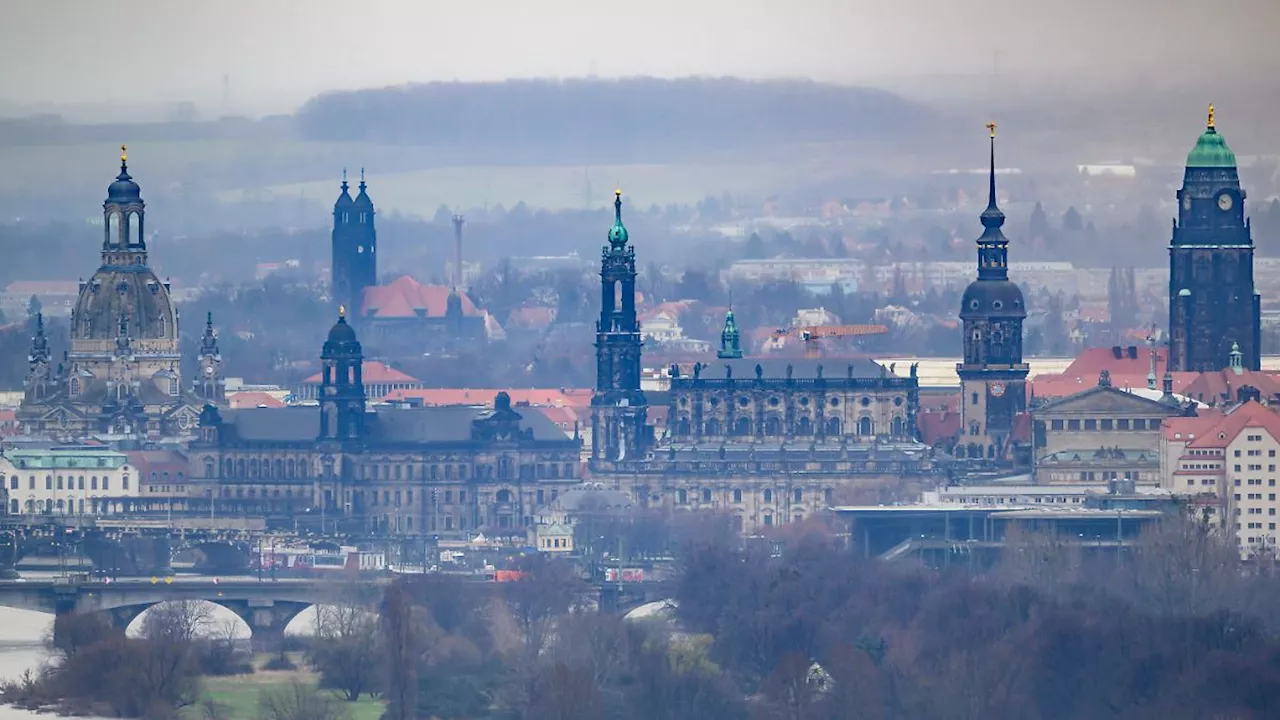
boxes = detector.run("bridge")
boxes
[0,577,360,651]
[0,574,672,650]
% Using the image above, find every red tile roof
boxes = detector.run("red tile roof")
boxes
[1162,412,1227,442]
[381,388,593,408]
[360,275,481,319]
[917,409,961,446]
[1062,346,1162,377]
[227,391,287,409]
[1185,401,1280,449]
[303,360,420,385]
[1179,369,1280,404]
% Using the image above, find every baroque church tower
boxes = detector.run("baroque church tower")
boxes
[590,190,649,468]
[194,312,225,403]
[318,307,367,443]
[1169,105,1260,372]
[957,123,1028,463]
[331,170,377,316]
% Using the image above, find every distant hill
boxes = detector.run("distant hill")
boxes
[294,77,938,164]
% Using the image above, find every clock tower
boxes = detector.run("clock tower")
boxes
[957,123,1028,464]
[1169,105,1260,372]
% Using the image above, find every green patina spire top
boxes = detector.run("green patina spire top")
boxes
[608,187,629,247]
[1186,103,1237,168]
[717,308,742,359]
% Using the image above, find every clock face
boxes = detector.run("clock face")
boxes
[1218,193,1233,211]
[989,382,1006,398]
[1183,195,1192,210]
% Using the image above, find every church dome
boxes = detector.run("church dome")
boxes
[107,171,142,204]
[959,279,1026,321]
[327,313,357,344]
[1186,107,1236,169]
[608,189,629,246]
[71,266,177,342]
[1186,127,1236,169]
[107,146,142,204]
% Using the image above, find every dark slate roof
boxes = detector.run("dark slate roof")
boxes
[689,357,887,381]
[656,440,931,463]
[220,405,572,445]
[222,407,317,442]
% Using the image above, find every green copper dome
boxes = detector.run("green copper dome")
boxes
[608,189,629,246]
[1186,105,1236,168]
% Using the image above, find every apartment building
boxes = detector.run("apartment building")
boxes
[1162,400,1280,555]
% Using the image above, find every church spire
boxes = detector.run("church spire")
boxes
[975,121,1009,281]
[718,308,743,359]
[28,313,49,366]
[608,188,630,248]
[201,311,219,355]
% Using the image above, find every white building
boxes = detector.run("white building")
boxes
[1,446,139,516]
[1161,401,1280,556]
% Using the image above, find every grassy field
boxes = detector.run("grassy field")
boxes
[185,654,384,720]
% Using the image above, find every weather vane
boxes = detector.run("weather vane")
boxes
[986,121,997,138]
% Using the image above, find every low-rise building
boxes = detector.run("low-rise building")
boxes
[0,446,139,516]
[1031,371,1190,485]
[1161,399,1280,556]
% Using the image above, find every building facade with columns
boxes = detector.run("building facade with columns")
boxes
[184,311,581,536]
[588,192,940,533]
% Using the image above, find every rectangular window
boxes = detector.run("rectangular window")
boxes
[103,478,109,490]
[1084,419,1097,430]
[45,477,52,490]
[1067,420,1080,431]
[1100,419,1113,430]
[971,393,979,405]
[444,490,453,503]
[1051,419,1064,431]
[459,491,466,503]
[1117,419,1130,430]
[1133,419,1146,430]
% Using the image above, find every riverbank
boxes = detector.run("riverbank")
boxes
[185,654,384,720]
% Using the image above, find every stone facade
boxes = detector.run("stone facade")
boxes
[16,149,221,440]
[586,196,940,532]
[184,313,581,536]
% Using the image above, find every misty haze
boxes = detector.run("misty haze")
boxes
[0,1,1278,719]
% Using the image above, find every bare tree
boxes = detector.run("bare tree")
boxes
[382,578,417,720]
[256,681,351,720]
[140,600,214,644]
[310,581,384,702]
[502,555,584,661]
[1117,513,1244,617]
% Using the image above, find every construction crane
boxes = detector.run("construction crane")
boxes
[771,324,890,359]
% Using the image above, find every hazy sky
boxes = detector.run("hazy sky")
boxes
[5,0,1278,112]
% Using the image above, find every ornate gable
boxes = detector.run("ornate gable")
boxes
[1035,385,1179,417]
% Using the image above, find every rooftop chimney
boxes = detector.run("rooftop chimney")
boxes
[1127,345,1138,359]
[451,214,465,290]
[1111,346,1122,359]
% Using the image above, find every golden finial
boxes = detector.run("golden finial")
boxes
[338,305,346,318]
[1207,103,1215,129]
[120,144,128,163]
[985,121,997,138]
[615,186,622,197]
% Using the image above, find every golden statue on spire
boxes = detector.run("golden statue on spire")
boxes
[338,304,346,318]
[120,144,128,163]
[1207,103,1215,129]
[986,121,997,138]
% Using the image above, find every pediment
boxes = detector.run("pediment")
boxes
[1036,386,1178,416]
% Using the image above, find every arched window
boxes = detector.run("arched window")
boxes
[733,488,742,503]
[858,417,873,436]
[274,459,283,478]
[705,419,721,436]
[497,489,513,504]
[797,417,812,435]
[677,417,691,435]
[249,459,259,477]
[236,459,245,477]
[69,378,80,396]
[826,417,842,436]
[203,457,214,477]
[287,459,295,478]
[891,416,904,437]
[701,488,712,503]
[763,488,773,503]
[734,417,752,436]
[107,211,121,247]
[677,489,687,504]
[765,416,782,436]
